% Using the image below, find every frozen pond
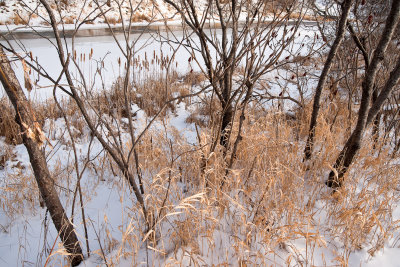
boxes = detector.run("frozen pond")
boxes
[0,22,318,101]
[1,30,196,100]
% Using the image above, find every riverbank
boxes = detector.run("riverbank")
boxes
[0,19,319,40]
[0,0,319,39]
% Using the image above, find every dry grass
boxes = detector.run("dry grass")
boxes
[5,0,398,265]
[104,16,122,25]
[87,92,399,265]
[131,13,150,22]
[104,56,206,118]
[0,97,82,224]
[12,14,27,25]
[0,165,39,219]
[1,63,399,266]
[185,98,218,128]
[289,12,317,21]
[63,15,76,24]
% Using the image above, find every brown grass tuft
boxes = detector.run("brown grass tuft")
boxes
[12,14,27,25]
[105,16,122,25]
[131,13,150,22]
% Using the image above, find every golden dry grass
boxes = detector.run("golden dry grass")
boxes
[91,94,400,265]
[1,72,399,266]
[12,14,27,25]
[131,13,150,22]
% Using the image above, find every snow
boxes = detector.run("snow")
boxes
[1,89,400,266]
[0,31,197,100]
[1,2,400,266]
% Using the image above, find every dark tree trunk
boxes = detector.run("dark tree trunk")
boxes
[0,47,83,266]
[304,0,354,161]
[348,22,382,147]
[220,69,234,149]
[371,88,381,148]
[327,0,400,188]
[220,102,233,148]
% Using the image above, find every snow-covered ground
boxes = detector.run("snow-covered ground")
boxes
[0,101,198,266]
[2,95,400,266]
[0,0,180,27]
[1,2,400,266]
[0,0,217,34]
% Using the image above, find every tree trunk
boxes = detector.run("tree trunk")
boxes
[327,0,400,188]
[304,0,353,160]
[0,47,83,266]
[371,88,381,148]
[220,69,234,149]
[348,22,382,147]
[220,102,233,148]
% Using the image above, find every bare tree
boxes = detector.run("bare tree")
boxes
[0,46,83,266]
[327,0,400,188]
[304,0,353,161]
[162,0,306,163]
[346,0,396,147]
[1,0,212,234]
[30,0,152,227]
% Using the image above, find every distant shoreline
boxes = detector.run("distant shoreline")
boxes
[0,20,317,40]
